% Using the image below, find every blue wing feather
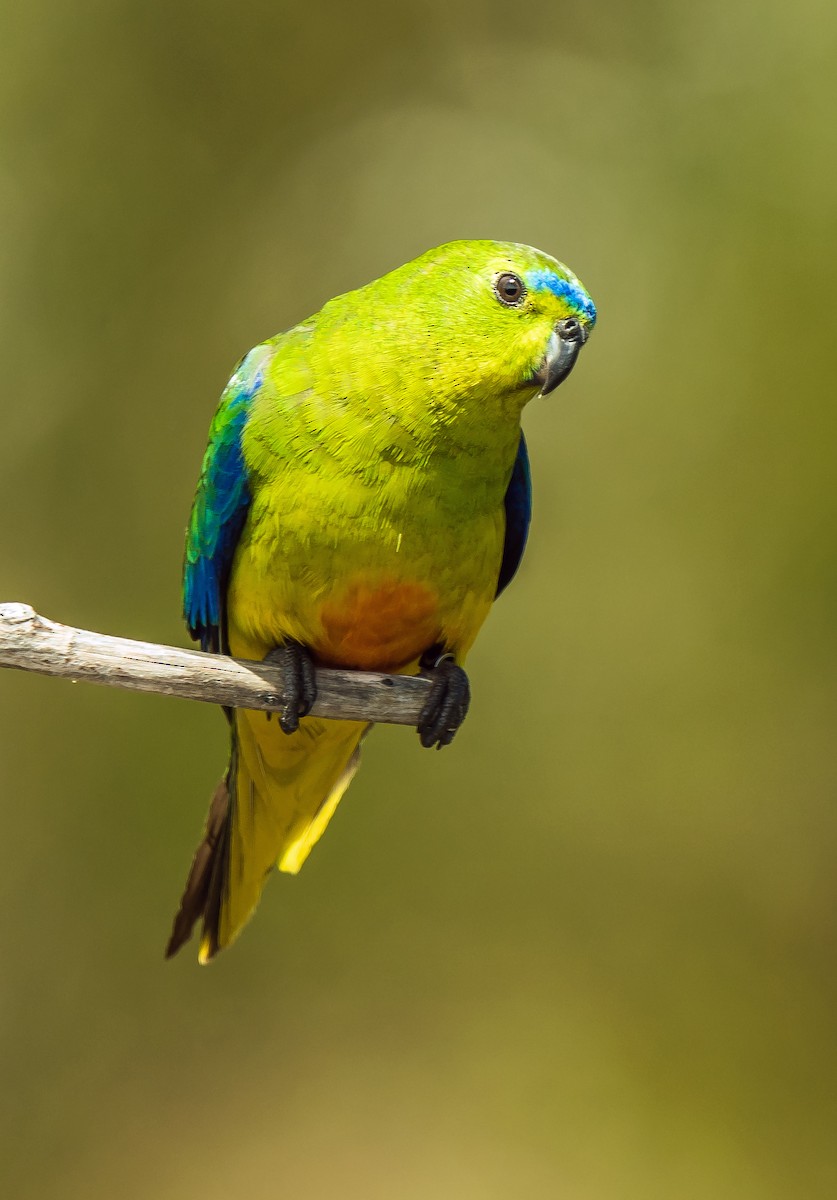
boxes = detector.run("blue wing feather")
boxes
[183,346,269,652]
[496,431,532,597]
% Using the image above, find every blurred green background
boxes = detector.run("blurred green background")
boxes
[2,2,836,1197]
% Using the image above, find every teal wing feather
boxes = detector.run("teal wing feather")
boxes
[183,345,271,653]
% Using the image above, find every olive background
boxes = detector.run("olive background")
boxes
[2,3,835,1197]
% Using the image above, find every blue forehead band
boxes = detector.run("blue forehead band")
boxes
[527,269,597,325]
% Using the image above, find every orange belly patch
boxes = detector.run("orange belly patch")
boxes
[316,577,441,671]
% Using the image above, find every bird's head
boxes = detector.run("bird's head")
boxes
[313,239,596,432]
[388,239,597,407]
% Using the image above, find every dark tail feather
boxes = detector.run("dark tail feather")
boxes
[165,773,231,961]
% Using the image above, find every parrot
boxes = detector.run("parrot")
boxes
[166,239,596,962]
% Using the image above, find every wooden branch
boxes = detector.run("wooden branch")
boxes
[0,603,431,726]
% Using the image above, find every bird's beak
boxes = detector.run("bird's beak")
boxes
[533,317,590,395]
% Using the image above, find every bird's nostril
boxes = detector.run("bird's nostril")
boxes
[557,316,589,345]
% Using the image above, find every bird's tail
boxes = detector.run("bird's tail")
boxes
[166,709,369,962]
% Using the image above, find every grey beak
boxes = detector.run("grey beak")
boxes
[533,317,589,395]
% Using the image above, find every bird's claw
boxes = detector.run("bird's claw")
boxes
[417,648,470,749]
[266,641,318,734]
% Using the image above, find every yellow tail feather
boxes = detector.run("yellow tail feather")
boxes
[196,710,368,961]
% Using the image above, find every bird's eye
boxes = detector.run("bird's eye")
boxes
[494,273,526,307]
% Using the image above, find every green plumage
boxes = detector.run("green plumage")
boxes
[170,240,596,961]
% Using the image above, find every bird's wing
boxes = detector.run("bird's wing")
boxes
[183,344,273,653]
[496,430,532,597]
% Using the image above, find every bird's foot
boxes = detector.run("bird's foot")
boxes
[265,641,318,734]
[417,647,471,749]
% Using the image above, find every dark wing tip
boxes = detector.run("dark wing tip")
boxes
[496,431,532,598]
[164,777,231,961]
